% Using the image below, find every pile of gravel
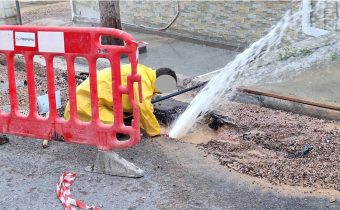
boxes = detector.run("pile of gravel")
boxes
[199,102,340,191]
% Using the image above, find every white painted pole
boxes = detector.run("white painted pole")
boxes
[302,0,329,37]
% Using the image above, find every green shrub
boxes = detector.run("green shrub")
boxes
[278,47,312,61]
[331,53,339,61]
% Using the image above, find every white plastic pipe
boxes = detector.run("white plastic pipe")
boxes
[302,0,329,37]
[37,90,62,114]
[196,67,224,80]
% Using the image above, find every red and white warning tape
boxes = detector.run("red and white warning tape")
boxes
[57,172,99,210]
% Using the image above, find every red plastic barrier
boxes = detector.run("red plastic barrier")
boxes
[0,25,142,150]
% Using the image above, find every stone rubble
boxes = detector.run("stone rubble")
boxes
[199,101,340,191]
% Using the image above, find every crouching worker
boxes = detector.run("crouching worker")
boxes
[64,64,177,137]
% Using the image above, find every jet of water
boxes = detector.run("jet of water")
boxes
[169,10,303,138]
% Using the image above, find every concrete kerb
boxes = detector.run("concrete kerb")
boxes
[122,24,246,52]
[32,44,147,73]
[70,20,246,52]
[0,45,147,75]
[233,90,340,121]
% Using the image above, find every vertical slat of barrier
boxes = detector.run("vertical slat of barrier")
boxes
[25,54,37,117]
[6,53,18,114]
[0,54,6,115]
[45,55,57,118]
[66,56,78,121]
[111,54,123,126]
[128,47,141,134]
[88,56,99,122]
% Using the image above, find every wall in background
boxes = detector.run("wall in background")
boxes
[71,0,339,47]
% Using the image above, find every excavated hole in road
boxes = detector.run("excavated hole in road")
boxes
[154,83,339,193]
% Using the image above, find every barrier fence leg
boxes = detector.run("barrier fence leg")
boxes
[85,150,144,178]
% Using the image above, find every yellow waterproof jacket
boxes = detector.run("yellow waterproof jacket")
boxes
[64,64,161,136]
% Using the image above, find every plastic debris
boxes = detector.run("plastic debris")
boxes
[37,90,61,114]
[329,197,336,203]
[303,144,312,156]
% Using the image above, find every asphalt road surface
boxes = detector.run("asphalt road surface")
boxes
[0,136,337,209]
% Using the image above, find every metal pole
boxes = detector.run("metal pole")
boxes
[15,0,22,25]
[151,81,208,104]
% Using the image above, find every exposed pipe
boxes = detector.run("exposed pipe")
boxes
[302,0,329,37]
[151,81,208,104]
[196,67,224,79]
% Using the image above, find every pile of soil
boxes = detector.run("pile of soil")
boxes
[198,101,340,191]
[0,60,86,117]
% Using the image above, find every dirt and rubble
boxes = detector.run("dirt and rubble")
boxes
[152,90,340,192]
[189,101,340,192]
[0,58,86,117]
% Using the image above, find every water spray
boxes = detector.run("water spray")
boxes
[169,10,301,138]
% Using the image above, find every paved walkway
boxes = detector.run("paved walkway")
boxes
[24,16,237,77]
[256,61,340,104]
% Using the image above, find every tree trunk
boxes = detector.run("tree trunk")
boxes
[99,0,123,45]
